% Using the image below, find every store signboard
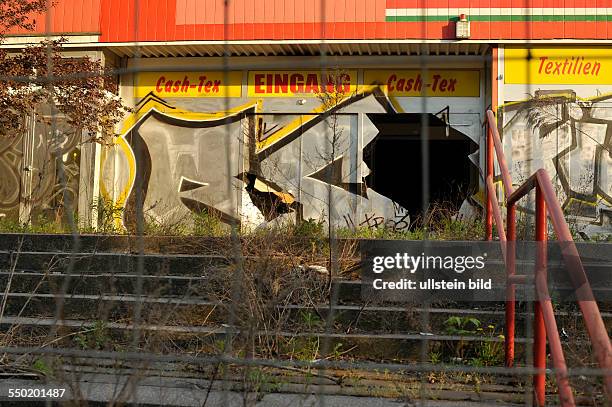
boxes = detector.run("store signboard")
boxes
[247,71,358,97]
[135,71,243,98]
[504,48,610,85]
[135,69,483,99]
[364,70,480,97]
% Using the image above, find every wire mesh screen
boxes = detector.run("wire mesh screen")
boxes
[0,1,611,406]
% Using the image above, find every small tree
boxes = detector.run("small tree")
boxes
[317,70,349,238]
[312,69,354,292]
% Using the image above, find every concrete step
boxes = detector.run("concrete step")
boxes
[0,251,229,273]
[2,233,610,261]
[0,233,233,254]
[3,269,611,310]
[1,291,605,339]
[1,258,610,293]
[0,315,539,362]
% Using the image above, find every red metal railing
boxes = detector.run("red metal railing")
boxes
[484,110,612,406]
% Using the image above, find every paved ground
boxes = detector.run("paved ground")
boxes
[0,376,523,406]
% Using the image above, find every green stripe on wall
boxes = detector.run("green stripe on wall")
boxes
[386,15,608,23]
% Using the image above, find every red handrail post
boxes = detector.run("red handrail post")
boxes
[505,204,516,367]
[485,122,494,240]
[536,170,612,398]
[534,185,548,406]
[485,110,610,403]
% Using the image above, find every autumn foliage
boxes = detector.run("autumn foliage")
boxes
[0,0,129,143]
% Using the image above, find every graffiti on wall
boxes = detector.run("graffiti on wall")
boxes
[101,74,480,233]
[100,93,255,229]
[0,117,81,223]
[104,87,380,230]
[343,202,411,232]
[0,134,23,219]
[500,91,612,235]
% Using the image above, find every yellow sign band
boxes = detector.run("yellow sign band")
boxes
[135,71,243,98]
[364,70,480,97]
[247,71,358,98]
[504,47,611,85]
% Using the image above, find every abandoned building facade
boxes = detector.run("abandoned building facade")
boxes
[2,1,612,236]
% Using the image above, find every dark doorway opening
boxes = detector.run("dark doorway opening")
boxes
[364,113,478,227]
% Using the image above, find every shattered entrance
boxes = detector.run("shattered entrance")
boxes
[364,113,478,227]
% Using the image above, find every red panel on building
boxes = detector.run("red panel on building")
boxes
[98,0,612,41]
[8,0,612,40]
[7,0,101,35]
